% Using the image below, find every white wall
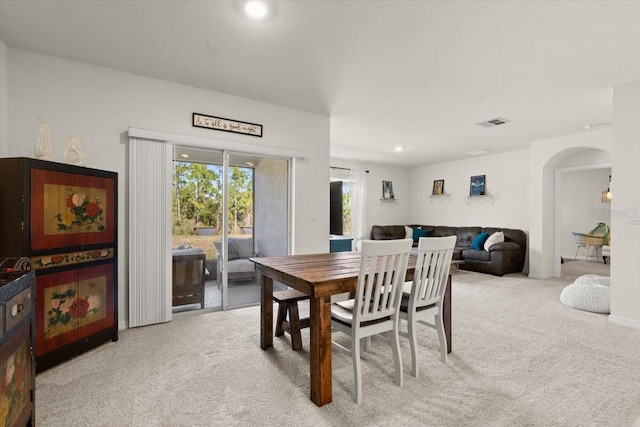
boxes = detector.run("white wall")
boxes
[329,158,412,236]
[558,167,611,259]
[6,48,330,327]
[410,149,530,230]
[0,39,8,156]
[610,79,640,329]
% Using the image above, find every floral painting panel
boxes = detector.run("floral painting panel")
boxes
[43,281,79,340]
[77,275,107,328]
[0,326,31,426]
[43,183,107,236]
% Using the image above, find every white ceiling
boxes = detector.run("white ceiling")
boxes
[1,1,639,167]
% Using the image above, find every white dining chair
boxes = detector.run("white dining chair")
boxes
[399,235,456,377]
[330,238,413,404]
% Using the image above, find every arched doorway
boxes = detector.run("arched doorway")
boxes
[528,127,612,279]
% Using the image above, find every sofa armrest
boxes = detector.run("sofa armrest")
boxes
[488,241,521,252]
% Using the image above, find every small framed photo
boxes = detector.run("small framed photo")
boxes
[470,175,485,196]
[432,179,444,195]
[382,181,395,199]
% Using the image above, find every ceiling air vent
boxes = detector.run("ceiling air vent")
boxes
[477,117,510,128]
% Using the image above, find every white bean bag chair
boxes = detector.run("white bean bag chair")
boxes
[560,275,610,314]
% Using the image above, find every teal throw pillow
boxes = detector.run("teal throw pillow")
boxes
[412,228,429,243]
[471,232,490,250]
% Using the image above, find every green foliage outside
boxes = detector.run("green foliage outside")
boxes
[173,162,253,235]
[343,184,351,235]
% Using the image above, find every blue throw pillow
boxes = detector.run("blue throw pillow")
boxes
[412,228,429,243]
[471,232,490,250]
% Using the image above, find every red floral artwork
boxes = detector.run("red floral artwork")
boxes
[68,297,90,318]
[55,188,105,232]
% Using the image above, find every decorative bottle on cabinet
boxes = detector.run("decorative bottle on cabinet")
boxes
[0,157,118,373]
[34,118,54,161]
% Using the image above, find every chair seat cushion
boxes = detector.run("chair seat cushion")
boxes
[400,291,437,313]
[331,300,391,327]
[227,258,255,274]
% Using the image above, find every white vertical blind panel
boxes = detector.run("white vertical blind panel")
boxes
[128,137,172,327]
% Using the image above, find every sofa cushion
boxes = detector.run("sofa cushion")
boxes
[454,227,481,248]
[471,232,490,250]
[484,231,504,251]
[214,239,254,260]
[227,258,255,274]
[462,248,492,261]
[232,238,255,258]
[412,228,429,243]
[371,225,406,240]
[404,226,413,239]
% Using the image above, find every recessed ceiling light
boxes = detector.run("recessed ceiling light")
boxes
[465,149,491,156]
[394,146,405,152]
[245,1,268,20]
[584,122,612,130]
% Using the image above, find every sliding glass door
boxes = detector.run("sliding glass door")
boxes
[172,146,289,312]
[224,152,289,307]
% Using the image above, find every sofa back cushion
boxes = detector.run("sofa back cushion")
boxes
[482,228,526,256]
[232,238,255,258]
[214,238,255,260]
[432,226,458,237]
[371,225,406,240]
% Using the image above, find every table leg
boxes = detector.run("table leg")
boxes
[444,274,452,354]
[309,295,332,406]
[260,274,273,350]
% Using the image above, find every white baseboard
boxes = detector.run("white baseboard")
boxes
[608,315,640,330]
[528,273,553,280]
[119,320,128,330]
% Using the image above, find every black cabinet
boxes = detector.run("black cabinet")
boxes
[0,158,118,373]
[0,258,35,427]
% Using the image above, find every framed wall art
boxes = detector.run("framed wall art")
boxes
[432,179,444,195]
[470,175,486,196]
[382,181,395,199]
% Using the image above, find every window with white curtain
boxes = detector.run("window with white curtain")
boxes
[330,167,367,246]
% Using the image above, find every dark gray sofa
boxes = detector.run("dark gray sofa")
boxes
[370,225,526,276]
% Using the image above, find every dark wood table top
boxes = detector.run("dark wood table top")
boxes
[251,251,418,296]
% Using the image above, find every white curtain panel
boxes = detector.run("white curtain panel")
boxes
[350,169,367,249]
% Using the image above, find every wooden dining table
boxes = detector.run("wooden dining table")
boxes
[251,251,456,407]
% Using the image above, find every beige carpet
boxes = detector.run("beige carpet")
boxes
[36,261,640,426]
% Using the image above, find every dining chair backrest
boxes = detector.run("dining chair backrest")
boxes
[355,238,413,324]
[409,236,457,310]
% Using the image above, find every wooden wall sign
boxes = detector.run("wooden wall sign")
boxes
[193,112,263,137]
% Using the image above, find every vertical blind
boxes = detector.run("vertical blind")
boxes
[128,137,173,327]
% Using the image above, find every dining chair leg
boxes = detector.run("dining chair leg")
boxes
[364,336,372,351]
[390,324,403,387]
[407,315,419,377]
[435,312,447,364]
[352,335,363,404]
